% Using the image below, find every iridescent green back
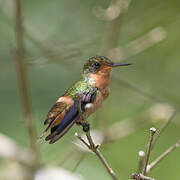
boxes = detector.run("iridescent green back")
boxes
[63,79,95,99]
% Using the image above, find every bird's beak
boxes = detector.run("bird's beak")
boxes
[111,62,132,67]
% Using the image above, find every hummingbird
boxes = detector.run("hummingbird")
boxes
[39,56,131,144]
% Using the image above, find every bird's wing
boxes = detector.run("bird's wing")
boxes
[44,102,67,125]
[39,98,76,142]
[40,87,98,144]
[80,87,98,111]
[45,100,79,144]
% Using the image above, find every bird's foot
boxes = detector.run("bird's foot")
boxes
[82,122,90,132]
[76,118,90,132]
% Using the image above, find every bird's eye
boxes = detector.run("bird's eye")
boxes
[94,62,101,68]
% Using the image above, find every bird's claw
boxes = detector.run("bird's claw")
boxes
[82,122,90,132]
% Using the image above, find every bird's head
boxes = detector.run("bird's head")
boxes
[83,56,131,75]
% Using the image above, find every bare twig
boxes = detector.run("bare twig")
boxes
[14,0,40,173]
[27,49,81,67]
[137,151,145,174]
[143,128,156,175]
[131,109,177,179]
[76,99,118,180]
[112,75,162,103]
[75,132,118,180]
[147,138,180,173]
[131,173,155,180]
[75,133,90,149]
[152,110,176,148]
[121,27,166,60]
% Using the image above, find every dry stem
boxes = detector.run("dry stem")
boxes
[15,0,40,172]
[137,151,145,174]
[131,173,155,180]
[75,132,118,180]
[112,76,162,103]
[152,110,176,148]
[147,138,180,173]
[76,99,118,180]
[143,128,156,175]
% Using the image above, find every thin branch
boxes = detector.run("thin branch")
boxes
[147,138,180,173]
[76,98,118,180]
[131,173,155,180]
[119,27,166,61]
[75,133,90,149]
[75,132,118,180]
[143,128,156,175]
[152,110,176,148]
[112,75,162,103]
[131,111,177,179]
[14,0,40,171]
[137,151,145,174]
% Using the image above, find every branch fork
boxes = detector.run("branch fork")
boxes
[131,173,155,180]
[76,99,118,180]
[75,133,99,153]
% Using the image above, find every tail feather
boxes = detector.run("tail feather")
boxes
[38,118,54,140]
[49,116,78,144]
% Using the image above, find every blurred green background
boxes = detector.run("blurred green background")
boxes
[0,0,180,179]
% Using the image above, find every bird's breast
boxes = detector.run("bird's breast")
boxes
[85,71,111,116]
[91,71,111,101]
[85,86,110,117]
